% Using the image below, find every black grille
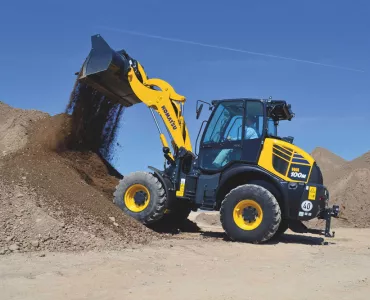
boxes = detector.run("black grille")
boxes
[272,155,289,175]
[273,148,291,161]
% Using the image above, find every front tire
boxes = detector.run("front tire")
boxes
[113,171,166,224]
[220,184,281,243]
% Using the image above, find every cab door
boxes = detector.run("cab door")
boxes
[198,100,245,172]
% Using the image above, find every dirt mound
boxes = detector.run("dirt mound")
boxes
[0,103,158,255]
[0,181,115,254]
[311,147,346,184]
[310,147,370,227]
[325,151,370,227]
[0,101,47,159]
[195,212,221,227]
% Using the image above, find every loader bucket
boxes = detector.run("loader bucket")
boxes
[78,34,142,107]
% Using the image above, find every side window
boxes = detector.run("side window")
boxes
[202,103,229,144]
[245,101,264,139]
[268,118,276,136]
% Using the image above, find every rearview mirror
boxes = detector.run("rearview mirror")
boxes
[196,104,204,119]
[196,100,212,119]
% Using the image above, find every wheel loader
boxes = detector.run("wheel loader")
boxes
[77,34,339,243]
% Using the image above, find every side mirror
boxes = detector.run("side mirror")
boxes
[196,104,204,119]
[196,100,212,119]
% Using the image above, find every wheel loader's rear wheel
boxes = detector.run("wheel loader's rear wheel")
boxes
[271,218,289,240]
[220,184,281,243]
[113,171,166,224]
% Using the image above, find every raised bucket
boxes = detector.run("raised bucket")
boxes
[78,34,142,107]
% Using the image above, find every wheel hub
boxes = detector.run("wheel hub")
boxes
[124,184,151,213]
[134,191,147,206]
[233,199,264,231]
[242,207,258,223]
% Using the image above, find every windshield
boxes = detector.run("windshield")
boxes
[202,101,244,144]
[202,100,266,145]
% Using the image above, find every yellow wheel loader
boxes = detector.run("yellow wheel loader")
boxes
[78,34,339,243]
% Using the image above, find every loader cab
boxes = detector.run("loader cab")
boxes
[197,98,292,173]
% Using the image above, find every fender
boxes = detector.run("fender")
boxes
[147,166,176,209]
[216,163,290,217]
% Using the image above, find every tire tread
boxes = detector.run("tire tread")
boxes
[113,171,167,224]
[220,184,281,243]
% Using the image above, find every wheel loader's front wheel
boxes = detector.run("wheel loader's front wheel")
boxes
[113,171,166,224]
[220,184,281,243]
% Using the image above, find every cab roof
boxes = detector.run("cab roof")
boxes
[210,98,295,121]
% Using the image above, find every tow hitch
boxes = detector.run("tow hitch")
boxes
[319,205,340,237]
[289,205,340,238]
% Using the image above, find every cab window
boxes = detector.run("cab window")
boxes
[202,101,244,144]
[245,101,264,138]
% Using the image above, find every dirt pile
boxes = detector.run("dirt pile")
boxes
[325,151,370,227]
[0,102,158,255]
[0,101,47,159]
[311,147,346,185]
[312,147,370,228]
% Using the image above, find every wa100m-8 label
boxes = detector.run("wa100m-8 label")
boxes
[288,165,311,181]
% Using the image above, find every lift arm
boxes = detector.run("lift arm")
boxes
[127,62,192,157]
[78,34,192,159]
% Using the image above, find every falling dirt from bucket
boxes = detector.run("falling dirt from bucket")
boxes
[65,70,125,162]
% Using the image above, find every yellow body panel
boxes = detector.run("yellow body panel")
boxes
[176,178,186,197]
[258,138,315,183]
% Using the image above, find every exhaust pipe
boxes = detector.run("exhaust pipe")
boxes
[78,34,142,107]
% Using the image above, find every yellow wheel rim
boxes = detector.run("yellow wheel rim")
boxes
[233,199,263,230]
[124,184,150,213]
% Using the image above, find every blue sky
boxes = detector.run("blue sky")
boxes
[1,0,369,174]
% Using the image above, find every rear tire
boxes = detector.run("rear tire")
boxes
[271,219,289,240]
[220,184,281,243]
[113,171,166,224]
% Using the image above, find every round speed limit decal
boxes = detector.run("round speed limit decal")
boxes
[301,200,313,212]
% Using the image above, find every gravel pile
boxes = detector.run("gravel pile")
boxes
[0,102,158,255]
[312,147,370,227]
